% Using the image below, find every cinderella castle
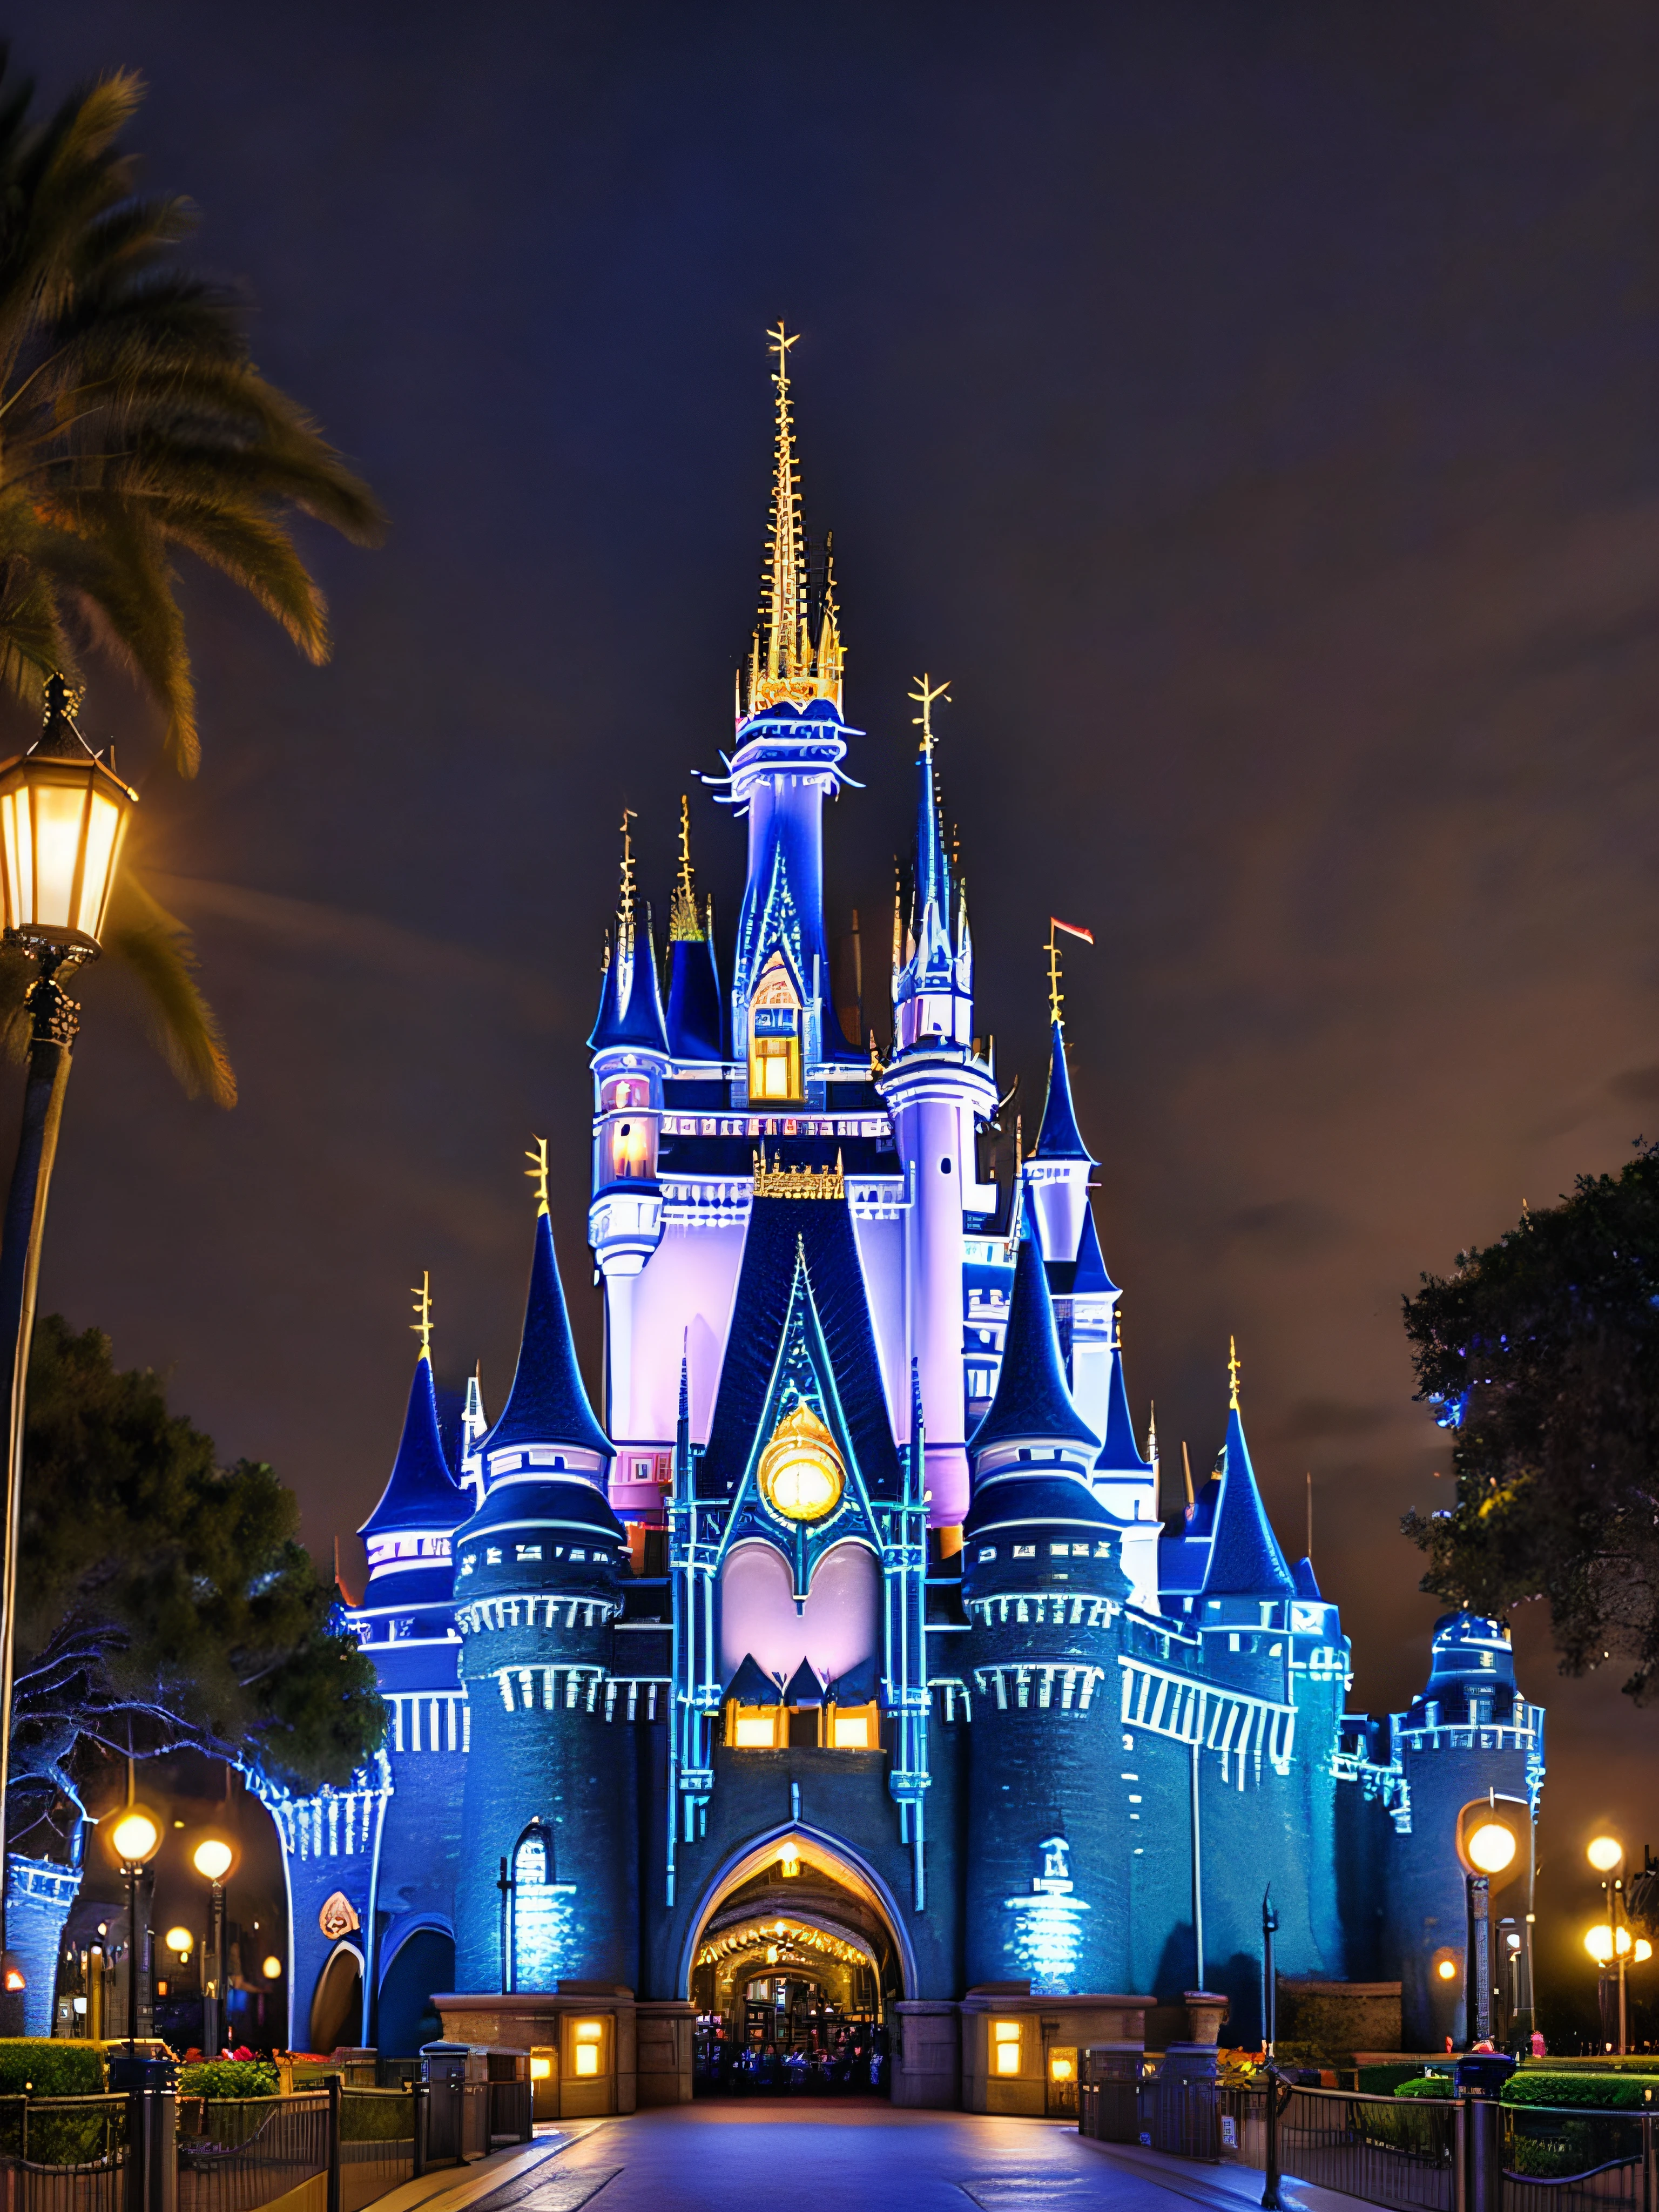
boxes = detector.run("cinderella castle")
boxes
[259,333,1545,2110]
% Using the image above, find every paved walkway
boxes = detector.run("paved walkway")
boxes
[400,2103,1377,2212]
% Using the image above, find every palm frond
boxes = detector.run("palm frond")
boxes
[100,868,236,1107]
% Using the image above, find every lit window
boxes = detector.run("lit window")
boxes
[571,1549,586,1561]
[1050,2051,1076,2082]
[459,1557,475,1577]
[1050,1542,1068,1556]
[572,2021,603,2077]
[1072,1544,1088,1556]
[978,1547,995,1561]
[529,2054,552,2081]
[1013,1545,1035,1559]
[635,1459,650,1478]
[993,2020,1021,2075]
[733,1712,778,1749]
[748,954,803,1101]
[832,1712,871,1749]
[516,1545,542,1562]
[485,1547,502,1564]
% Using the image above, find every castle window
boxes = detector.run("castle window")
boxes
[571,1549,586,1561]
[728,1706,783,1750]
[460,1555,475,1577]
[828,1702,879,1750]
[747,954,803,1102]
[486,1547,502,1564]
[516,1545,542,1563]
[509,1819,575,1993]
[993,2020,1022,2076]
[977,1547,995,1562]
[1229,1633,1240,1652]
[1071,1544,1088,1556]
[1050,1543,1068,1556]
[1013,1545,1035,1559]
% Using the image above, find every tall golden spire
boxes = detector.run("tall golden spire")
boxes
[410,1270,433,1364]
[525,1135,551,1218]
[741,324,845,722]
[909,672,949,759]
[669,793,704,942]
[617,808,637,961]
[1228,1333,1242,1411]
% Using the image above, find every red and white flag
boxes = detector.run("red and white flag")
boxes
[1051,917,1095,945]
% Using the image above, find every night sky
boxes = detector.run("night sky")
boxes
[15,3,1657,2030]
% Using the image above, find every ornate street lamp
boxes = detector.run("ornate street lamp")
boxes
[105,1802,164,2055]
[1588,1835,1630,2052]
[192,1833,238,2056]
[0,676,137,2025]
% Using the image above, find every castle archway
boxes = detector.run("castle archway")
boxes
[682,1826,911,2096]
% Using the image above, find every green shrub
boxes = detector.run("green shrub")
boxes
[1361,2065,1445,2096]
[340,2092,413,2143]
[0,2043,103,2096]
[177,2061,278,2100]
[1505,2073,1659,2111]
[1396,2072,1456,2100]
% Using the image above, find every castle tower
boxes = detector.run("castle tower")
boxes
[453,1168,636,1993]
[879,678,999,1528]
[665,795,724,1062]
[1092,1309,1159,1609]
[724,325,854,1105]
[960,1193,1132,1992]
[1026,1020,1096,1267]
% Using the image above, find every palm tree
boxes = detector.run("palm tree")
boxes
[0,55,384,1097]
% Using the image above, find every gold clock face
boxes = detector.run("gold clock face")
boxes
[758,1398,845,1523]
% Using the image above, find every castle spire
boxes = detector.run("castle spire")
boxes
[739,324,844,721]
[486,1171,611,1463]
[970,1189,1099,1460]
[360,1280,466,1543]
[669,793,703,943]
[617,807,638,960]
[1202,1351,1295,1597]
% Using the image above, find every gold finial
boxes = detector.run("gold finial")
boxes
[908,672,950,759]
[617,809,638,954]
[741,325,844,723]
[1045,915,1095,1031]
[1182,1439,1195,1509]
[410,1270,433,1363]
[525,1135,551,1218]
[1145,1400,1158,1462]
[1228,1333,1242,1411]
[670,793,704,942]
[1111,1300,1123,1353]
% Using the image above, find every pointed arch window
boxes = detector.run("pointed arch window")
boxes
[748,953,802,1102]
[508,1819,577,1993]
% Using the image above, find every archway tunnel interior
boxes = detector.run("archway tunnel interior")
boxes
[688,1832,903,2096]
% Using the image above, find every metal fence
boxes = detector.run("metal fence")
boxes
[1500,2108,1656,2212]
[338,2090,415,2212]
[1267,2083,1460,2212]
[176,2093,331,2212]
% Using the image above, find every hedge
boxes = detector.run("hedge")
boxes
[1395,2073,1456,2100]
[178,2061,278,2100]
[0,2042,103,2096]
[1504,2073,1659,2111]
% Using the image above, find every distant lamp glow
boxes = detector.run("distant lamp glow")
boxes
[1589,1836,1624,1873]
[1436,1959,1459,1982]
[0,680,138,951]
[261,1955,282,1981]
[164,1928,193,1957]
[1583,1924,1638,1965]
[192,1837,235,1883]
[107,1806,162,1868]
[1638,1939,1654,1964]
[1466,1823,1518,1874]
[2,1957,24,1994]
[1504,1932,1523,1952]
[779,1844,800,1879]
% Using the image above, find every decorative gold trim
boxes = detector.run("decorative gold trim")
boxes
[752,1144,844,1199]
[410,1269,433,1363]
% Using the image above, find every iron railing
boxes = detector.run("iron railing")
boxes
[338,2090,415,2212]
[176,2092,330,2212]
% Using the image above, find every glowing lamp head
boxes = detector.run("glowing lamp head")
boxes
[164,1928,193,1957]
[262,1955,283,1980]
[1588,1835,1624,1873]
[1466,1822,1518,1874]
[107,1806,162,1867]
[192,1837,235,1883]
[0,677,137,953]
[1586,1924,1617,1965]
[1436,1958,1459,1982]
[1639,1939,1655,1964]
[757,1399,845,1524]
[2,1957,24,1994]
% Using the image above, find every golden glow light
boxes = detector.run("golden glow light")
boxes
[1466,1822,1518,1874]
[993,2020,1021,2076]
[107,1808,162,1867]
[758,1398,845,1524]
[1436,1959,1458,1982]
[734,1714,777,1749]
[164,1928,193,1957]
[832,1712,872,1749]
[192,1837,234,1883]
[0,686,137,950]
[2,1963,24,1993]
[1583,1925,1652,1964]
[529,2055,551,2081]
[779,1845,800,1878]
[1049,2053,1076,2082]
[572,2021,602,2079]
[262,1955,282,1980]
[1588,1836,1624,1873]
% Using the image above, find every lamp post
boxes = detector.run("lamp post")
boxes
[1464,1819,1518,2047]
[1588,1836,1627,2053]
[0,676,136,2024]
[192,1835,237,2057]
[105,1804,163,2054]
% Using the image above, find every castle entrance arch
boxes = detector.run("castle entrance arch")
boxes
[683,1827,910,2099]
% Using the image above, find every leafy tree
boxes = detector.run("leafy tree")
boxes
[1402,1143,1659,1702]
[0,53,383,1105]
[0,53,382,770]
[8,1315,384,1847]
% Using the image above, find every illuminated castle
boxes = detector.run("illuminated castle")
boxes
[264,334,1546,2104]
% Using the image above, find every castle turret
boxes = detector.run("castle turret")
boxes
[961,1195,1131,1992]
[665,798,724,1062]
[1027,1021,1096,1266]
[880,678,999,1528]
[1092,1310,1158,1609]
[453,1170,635,1994]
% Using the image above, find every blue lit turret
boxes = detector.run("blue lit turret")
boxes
[1027,1017,1096,1267]
[453,1161,637,1994]
[589,812,670,1282]
[961,1195,1134,1995]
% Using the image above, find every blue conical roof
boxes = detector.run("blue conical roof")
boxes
[360,1355,468,1537]
[1096,1342,1152,1474]
[485,1210,611,1460]
[970,1192,1099,1456]
[1292,1555,1321,1600]
[586,935,627,1051]
[1033,1023,1095,1163]
[610,915,671,1054]
[1072,1206,1119,1296]
[666,930,724,1059]
[1202,1404,1294,1596]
